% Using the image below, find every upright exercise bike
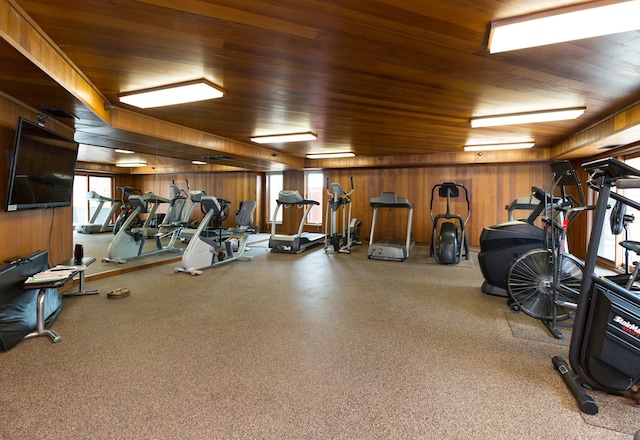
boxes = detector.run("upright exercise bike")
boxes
[553,157,640,415]
[429,182,470,264]
[478,161,582,297]
[324,177,361,253]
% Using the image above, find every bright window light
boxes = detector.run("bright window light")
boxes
[119,79,224,108]
[489,1,640,53]
[251,132,317,144]
[306,152,355,159]
[470,107,585,128]
[463,142,535,152]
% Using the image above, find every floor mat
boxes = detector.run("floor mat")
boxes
[580,388,640,435]
[504,310,571,346]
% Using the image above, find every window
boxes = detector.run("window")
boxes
[596,198,616,263]
[304,171,324,225]
[596,156,640,271]
[72,175,113,226]
[620,157,640,270]
[267,173,283,223]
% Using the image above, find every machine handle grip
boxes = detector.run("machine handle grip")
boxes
[617,177,640,189]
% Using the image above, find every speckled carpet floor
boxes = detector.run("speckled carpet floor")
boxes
[1,244,637,439]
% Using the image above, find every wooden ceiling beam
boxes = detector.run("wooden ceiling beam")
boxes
[0,0,111,122]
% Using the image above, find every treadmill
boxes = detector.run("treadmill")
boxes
[76,191,121,234]
[269,190,325,253]
[368,192,414,261]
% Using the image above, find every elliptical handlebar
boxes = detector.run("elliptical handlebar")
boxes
[326,176,355,199]
[429,182,471,224]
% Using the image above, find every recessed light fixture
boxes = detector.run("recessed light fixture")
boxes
[118,79,224,108]
[115,161,147,168]
[192,160,207,165]
[489,1,640,53]
[470,107,586,128]
[306,152,355,159]
[251,132,317,144]
[463,142,535,152]
[115,149,135,154]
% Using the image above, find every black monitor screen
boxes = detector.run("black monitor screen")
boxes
[5,117,79,211]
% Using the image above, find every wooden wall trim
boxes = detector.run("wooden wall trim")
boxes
[307,147,550,168]
[552,100,640,159]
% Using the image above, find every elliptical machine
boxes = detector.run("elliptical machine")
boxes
[429,182,470,264]
[324,177,361,253]
[552,157,640,415]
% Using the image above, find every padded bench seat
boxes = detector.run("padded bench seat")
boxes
[0,250,62,351]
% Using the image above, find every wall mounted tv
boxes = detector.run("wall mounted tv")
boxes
[5,117,79,211]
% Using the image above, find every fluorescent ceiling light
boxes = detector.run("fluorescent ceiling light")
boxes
[115,149,134,154]
[192,160,207,165]
[118,79,224,108]
[306,152,355,159]
[115,161,147,168]
[470,107,585,128]
[489,1,640,53]
[251,132,317,144]
[464,142,535,152]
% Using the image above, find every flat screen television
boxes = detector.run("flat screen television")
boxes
[5,117,79,211]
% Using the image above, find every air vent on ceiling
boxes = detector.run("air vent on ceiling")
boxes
[39,107,79,119]
[599,144,623,150]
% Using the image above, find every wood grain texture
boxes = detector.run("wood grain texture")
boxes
[1,0,640,169]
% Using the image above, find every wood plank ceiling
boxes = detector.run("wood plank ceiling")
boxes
[2,0,640,171]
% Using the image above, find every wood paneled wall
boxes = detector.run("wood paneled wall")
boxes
[0,93,75,265]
